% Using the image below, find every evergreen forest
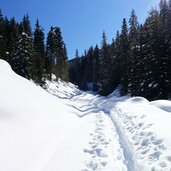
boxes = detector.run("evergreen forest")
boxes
[0,0,171,100]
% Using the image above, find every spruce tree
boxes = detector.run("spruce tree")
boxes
[98,32,112,95]
[159,0,171,98]
[128,9,139,95]
[119,18,129,95]
[45,26,56,80]
[93,45,100,91]
[141,10,162,99]
[12,32,32,79]
[5,17,18,68]
[11,15,33,79]
[0,10,6,60]
[32,19,45,84]
[83,46,94,89]
[53,27,69,81]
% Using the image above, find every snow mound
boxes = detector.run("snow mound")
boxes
[0,59,12,72]
[126,96,149,103]
[0,60,78,171]
[150,100,171,112]
[112,99,171,171]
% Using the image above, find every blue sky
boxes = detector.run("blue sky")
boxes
[1,0,160,59]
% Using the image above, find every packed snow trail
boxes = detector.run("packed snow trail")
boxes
[110,114,140,171]
[68,93,140,171]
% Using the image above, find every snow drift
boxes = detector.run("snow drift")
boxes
[0,59,79,171]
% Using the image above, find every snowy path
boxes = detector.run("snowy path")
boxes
[60,92,140,171]
[45,86,171,171]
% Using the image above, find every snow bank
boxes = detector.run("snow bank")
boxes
[150,100,171,113]
[109,96,171,171]
[0,59,78,171]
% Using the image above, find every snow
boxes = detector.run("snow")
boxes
[0,60,79,171]
[150,100,171,112]
[0,59,171,171]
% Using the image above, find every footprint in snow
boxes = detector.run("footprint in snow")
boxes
[86,161,98,170]
[83,149,94,155]
[95,148,108,157]
[166,156,171,162]
[101,161,107,167]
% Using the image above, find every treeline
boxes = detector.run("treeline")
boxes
[69,0,171,100]
[0,10,69,85]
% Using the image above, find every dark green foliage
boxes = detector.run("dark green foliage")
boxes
[119,18,129,96]
[0,10,69,87]
[92,45,100,91]
[0,0,171,100]
[54,27,69,81]
[69,0,171,100]
[0,10,6,60]
[12,15,32,79]
[32,19,45,84]
[128,10,139,96]
[12,32,32,79]
[45,26,69,81]
[98,32,113,95]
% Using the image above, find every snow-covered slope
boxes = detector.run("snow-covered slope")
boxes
[95,95,171,170]
[0,59,171,171]
[0,60,79,171]
[44,74,81,99]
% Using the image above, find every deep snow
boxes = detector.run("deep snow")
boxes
[0,59,171,171]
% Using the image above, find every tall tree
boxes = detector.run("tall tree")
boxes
[128,9,139,95]
[0,10,6,60]
[98,32,112,95]
[12,15,33,79]
[119,18,129,95]
[92,45,100,91]
[32,19,45,84]
[53,27,69,81]
[5,17,18,68]
[12,32,32,79]
[45,26,56,80]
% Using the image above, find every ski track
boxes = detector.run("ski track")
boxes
[81,111,127,171]
[69,93,140,171]
[47,88,171,171]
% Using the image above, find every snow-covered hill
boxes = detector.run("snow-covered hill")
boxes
[0,60,80,171]
[0,59,171,171]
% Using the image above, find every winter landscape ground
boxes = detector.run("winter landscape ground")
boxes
[0,59,171,171]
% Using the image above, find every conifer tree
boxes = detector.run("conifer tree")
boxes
[98,32,112,95]
[159,0,171,97]
[128,9,139,95]
[45,26,56,80]
[5,17,18,68]
[93,45,100,91]
[83,46,94,88]
[12,32,32,79]
[141,10,162,99]
[32,19,45,84]
[0,10,6,60]
[53,27,69,81]
[119,18,129,95]
[11,15,33,79]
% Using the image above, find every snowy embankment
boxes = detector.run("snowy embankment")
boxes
[0,59,171,171]
[95,94,171,171]
[0,60,80,171]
